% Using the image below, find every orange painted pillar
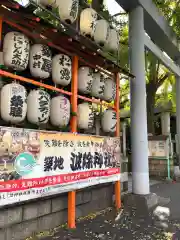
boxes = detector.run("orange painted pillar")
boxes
[0,16,3,49]
[68,55,78,228]
[114,73,121,210]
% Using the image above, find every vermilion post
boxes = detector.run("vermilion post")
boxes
[68,55,78,228]
[115,73,121,209]
[0,16,3,49]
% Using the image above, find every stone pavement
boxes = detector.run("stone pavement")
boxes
[26,181,180,240]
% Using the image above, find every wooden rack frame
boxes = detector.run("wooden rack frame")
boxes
[0,0,133,228]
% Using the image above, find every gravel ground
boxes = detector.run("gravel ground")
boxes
[26,182,180,240]
[26,207,180,240]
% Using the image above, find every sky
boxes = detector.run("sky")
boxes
[104,0,123,15]
[16,0,123,12]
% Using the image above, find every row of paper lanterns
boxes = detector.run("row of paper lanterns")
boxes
[3,32,116,101]
[0,83,117,133]
[38,0,119,52]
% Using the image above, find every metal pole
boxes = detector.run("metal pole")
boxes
[161,112,170,135]
[129,6,150,194]
[176,76,180,155]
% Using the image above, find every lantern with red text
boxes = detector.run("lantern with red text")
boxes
[50,95,70,127]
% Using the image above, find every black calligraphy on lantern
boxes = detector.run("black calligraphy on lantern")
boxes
[41,58,52,73]
[38,91,50,123]
[86,68,93,92]
[112,83,116,100]
[33,54,41,61]
[9,95,23,118]
[70,0,78,20]
[12,43,22,67]
[106,27,110,41]
[111,111,117,131]
[32,54,42,69]
[88,105,94,129]
[12,33,29,70]
[90,20,96,30]
[60,68,71,81]
[90,12,97,30]
[41,45,51,58]
[59,55,71,67]
[98,75,105,95]
[44,156,64,172]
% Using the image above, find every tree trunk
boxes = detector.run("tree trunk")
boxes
[146,83,156,134]
[145,53,159,135]
[92,0,104,11]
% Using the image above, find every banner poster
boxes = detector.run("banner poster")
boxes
[0,127,120,206]
[148,140,168,157]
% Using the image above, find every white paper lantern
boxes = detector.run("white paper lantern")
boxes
[91,73,105,99]
[29,44,52,79]
[38,0,57,7]
[3,32,30,71]
[52,54,72,86]
[105,28,119,53]
[1,83,27,123]
[27,89,50,125]
[93,19,110,46]
[77,103,94,129]
[101,109,117,133]
[78,67,94,94]
[80,8,98,37]
[0,52,4,89]
[57,0,79,24]
[50,95,70,127]
[103,78,116,102]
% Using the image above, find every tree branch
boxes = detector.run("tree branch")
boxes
[168,0,180,23]
[157,73,171,88]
